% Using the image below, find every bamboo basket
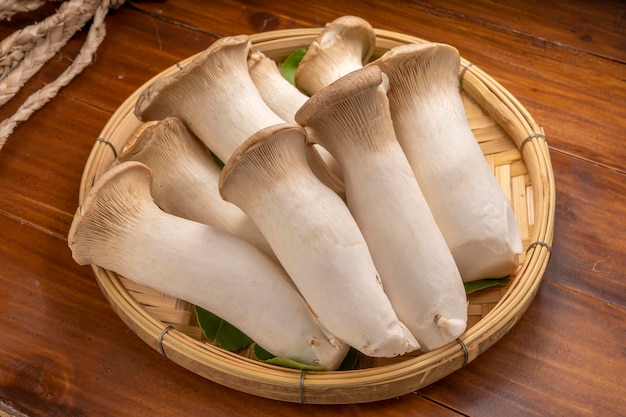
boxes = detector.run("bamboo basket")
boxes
[78,28,555,404]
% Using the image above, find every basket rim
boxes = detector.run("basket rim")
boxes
[79,28,555,404]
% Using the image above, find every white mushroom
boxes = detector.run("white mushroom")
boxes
[135,35,284,163]
[247,48,345,196]
[296,65,467,351]
[118,117,275,260]
[68,161,349,370]
[247,49,308,122]
[219,123,420,357]
[295,15,376,96]
[369,42,523,282]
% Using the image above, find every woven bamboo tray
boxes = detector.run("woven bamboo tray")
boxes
[78,28,555,404]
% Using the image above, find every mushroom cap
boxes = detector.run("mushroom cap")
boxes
[134,34,252,121]
[218,123,308,196]
[68,161,154,265]
[369,42,460,93]
[119,117,203,163]
[295,64,385,127]
[135,34,287,163]
[314,15,376,56]
[295,15,376,95]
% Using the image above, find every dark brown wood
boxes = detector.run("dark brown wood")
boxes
[421,280,626,417]
[1,0,624,415]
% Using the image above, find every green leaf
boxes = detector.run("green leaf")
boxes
[279,48,307,86]
[206,148,224,169]
[194,306,253,351]
[336,347,360,371]
[463,277,510,294]
[253,344,326,371]
[264,357,328,371]
[253,343,275,361]
[253,344,360,371]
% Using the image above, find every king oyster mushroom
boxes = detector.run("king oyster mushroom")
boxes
[368,42,523,282]
[295,15,376,96]
[68,161,349,369]
[117,117,275,260]
[219,123,420,357]
[296,65,467,350]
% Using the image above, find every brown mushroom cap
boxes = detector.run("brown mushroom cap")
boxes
[118,117,276,260]
[135,35,252,121]
[218,123,309,196]
[295,64,384,128]
[369,42,460,95]
[295,15,376,95]
[134,35,285,163]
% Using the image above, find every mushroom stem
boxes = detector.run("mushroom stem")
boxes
[68,161,349,370]
[135,35,284,163]
[296,65,467,351]
[295,15,376,95]
[369,43,523,282]
[219,123,420,357]
[118,117,275,260]
[247,49,308,123]
[247,49,345,197]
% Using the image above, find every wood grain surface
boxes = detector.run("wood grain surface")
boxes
[1,1,624,416]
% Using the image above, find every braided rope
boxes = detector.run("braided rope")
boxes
[0,0,99,105]
[0,0,90,79]
[0,0,51,21]
[0,0,125,150]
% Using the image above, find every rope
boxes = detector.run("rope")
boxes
[0,0,125,150]
[0,2,89,76]
[0,0,54,21]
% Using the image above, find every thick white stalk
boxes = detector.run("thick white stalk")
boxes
[370,43,523,282]
[68,161,348,370]
[248,51,344,196]
[247,49,308,122]
[296,66,467,350]
[135,35,284,163]
[220,123,420,357]
[118,117,275,260]
[247,49,345,197]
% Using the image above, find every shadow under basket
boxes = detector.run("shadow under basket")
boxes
[78,28,555,404]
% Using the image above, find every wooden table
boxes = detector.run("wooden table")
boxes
[1,1,624,416]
